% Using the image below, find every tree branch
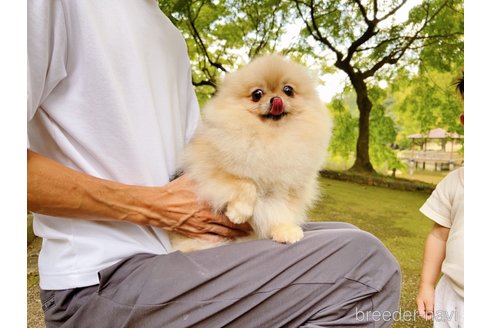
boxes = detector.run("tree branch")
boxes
[373,0,378,19]
[248,1,284,58]
[294,0,343,61]
[185,1,228,73]
[192,79,217,88]
[354,0,372,25]
[362,0,452,78]
[361,52,399,79]
[356,31,463,53]
[344,1,378,64]
[376,0,408,23]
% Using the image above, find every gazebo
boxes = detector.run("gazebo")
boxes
[403,128,463,171]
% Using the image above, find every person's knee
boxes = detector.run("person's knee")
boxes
[340,229,401,290]
[302,227,400,284]
[336,222,359,230]
[354,230,399,267]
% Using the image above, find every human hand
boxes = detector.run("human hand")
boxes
[27,149,251,241]
[130,175,252,242]
[416,282,435,320]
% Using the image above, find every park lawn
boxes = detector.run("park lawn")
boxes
[309,177,435,328]
[396,170,449,185]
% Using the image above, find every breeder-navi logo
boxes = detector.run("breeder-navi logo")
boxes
[355,308,460,323]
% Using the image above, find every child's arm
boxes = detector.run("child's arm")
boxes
[416,223,450,320]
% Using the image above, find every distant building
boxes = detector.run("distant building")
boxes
[399,128,463,173]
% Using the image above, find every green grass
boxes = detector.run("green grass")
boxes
[396,170,449,185]
[309,177,435,327]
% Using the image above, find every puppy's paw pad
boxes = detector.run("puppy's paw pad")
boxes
[225,202,253,224]
[270,224,304,244]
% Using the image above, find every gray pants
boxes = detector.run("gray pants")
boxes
[41,222,401,327]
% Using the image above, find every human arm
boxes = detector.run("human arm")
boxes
[416,223,450,320]
[27,149,251,241]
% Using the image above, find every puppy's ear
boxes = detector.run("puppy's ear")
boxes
[215,71,234,93]
[220,71,233,85]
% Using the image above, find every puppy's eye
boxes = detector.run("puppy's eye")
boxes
[283,85,294,97]
[251,89,264,102]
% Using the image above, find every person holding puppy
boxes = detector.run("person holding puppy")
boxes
[416,75,464,327]
[28,2,400,327]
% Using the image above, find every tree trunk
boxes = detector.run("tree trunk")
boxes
[350,77,376,174]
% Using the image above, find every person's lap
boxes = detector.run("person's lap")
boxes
[41,222,401,327]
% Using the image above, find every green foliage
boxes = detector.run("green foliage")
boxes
[328,97,358,160]
[391,67,464,147]
[409,0,464,72]
[329,86,404,171]
[368,87,403,170]
[159,0,464,172]
[293,0,463,172]
[159,0,293,105]
[328,65,464,171]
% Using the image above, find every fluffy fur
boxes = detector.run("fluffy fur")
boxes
[171,54,332,252]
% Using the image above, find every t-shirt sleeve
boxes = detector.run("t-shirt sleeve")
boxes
[27,1,68,122]
[419,171,459,228]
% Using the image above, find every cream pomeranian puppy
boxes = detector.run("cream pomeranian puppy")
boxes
[170,54,332,252]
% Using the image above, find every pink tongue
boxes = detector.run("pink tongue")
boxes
[270,97,284,115]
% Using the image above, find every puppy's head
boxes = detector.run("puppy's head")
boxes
[208,54,323,125]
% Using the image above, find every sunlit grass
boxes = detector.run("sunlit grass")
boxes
[325,155,451,186]
[309,177,435,327]
[396,170,449,185]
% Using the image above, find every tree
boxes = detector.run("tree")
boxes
[328,86,402,172]
[159,0,290,105]
[391,0,464,142]
[293,0,463,174]
[391,67,464,144]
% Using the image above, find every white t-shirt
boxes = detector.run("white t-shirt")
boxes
[27,1,200,290]
[420,167,464,298]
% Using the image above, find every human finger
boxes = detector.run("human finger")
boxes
[416,299,426,319]
[198,209,253,232]
[179,216,250,239]
[424,300,434,320]
[206,223,252,239]
[419,300,433,320]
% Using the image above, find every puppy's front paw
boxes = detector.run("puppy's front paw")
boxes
[270,224,304,244]
[225,201,253,224]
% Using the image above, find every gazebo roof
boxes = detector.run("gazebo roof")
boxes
[408,128,463,139]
